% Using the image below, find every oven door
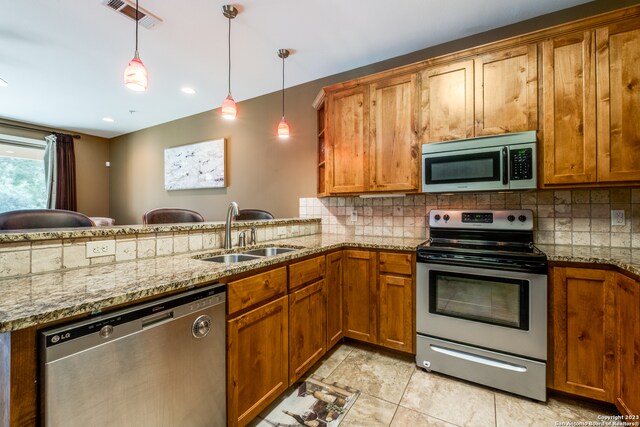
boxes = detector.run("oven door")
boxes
[416,261,547,360]
[422,145,508,193]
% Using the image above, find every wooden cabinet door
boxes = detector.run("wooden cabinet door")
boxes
[379,274,414,353]
[474,44,538,135]
[596,20,640,182]
[289,280,327,384]
[378,252,415,353]
[616,274,640,416]
[343,250,378,344]
[227,296,289,427]
[326,251,344,349]
[326,86,369,194]
[550,267,616,402]
[542,31,597,185]
[369,73,420,191]
[420,60,474,142]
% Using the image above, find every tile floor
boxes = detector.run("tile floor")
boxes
[251,342,618,427]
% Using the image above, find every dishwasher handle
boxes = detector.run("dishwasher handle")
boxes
[142,311,174,329]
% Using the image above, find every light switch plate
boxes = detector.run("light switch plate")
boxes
[86,240,116,258]
[611,210,625,226]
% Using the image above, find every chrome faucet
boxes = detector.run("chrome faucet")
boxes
[224,202,239,249]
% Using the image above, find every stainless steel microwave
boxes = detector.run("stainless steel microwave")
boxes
[422,131,537,193]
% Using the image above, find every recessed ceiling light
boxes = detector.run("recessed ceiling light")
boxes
[0,78,8,87]
[5,150,15,154]
[102,117,115,123]
[181,87,196,95]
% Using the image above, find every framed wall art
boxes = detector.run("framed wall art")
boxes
[164,138,227,190]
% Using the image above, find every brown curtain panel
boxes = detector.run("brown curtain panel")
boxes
[54,133,77,211]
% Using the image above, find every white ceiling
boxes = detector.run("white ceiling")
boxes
[0,0,592,139]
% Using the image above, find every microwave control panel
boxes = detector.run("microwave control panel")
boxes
[510,148,533,180]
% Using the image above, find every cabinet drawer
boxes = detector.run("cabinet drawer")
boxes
[289,256,326,290]
[228,267,287,316]
[379,252,413,276]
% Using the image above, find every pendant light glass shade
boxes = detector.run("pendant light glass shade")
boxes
[277,49,291,139]
[277,117,290,138]
[124,51,148,91]
[124,0,147,91]
[221,95,237,120]
[221,6,238,120]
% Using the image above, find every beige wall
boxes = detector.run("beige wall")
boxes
[0,120,110,217]
[109,0,640,225]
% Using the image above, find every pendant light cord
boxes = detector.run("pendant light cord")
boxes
[227,15,231,96]
[135,0,139,53]
[281,55,285,117]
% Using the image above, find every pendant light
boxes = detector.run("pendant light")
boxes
[123,0,148,91]
[221,5,238,120]
[277,49,290,139]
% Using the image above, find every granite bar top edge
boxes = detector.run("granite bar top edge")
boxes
[0,217,321,243]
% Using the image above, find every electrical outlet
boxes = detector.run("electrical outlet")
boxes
[611,210,625,226]
[86,240,116,258]
[348,209,358,223]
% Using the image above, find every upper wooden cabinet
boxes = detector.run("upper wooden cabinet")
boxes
[596,20,640,182]
[369,74,420,191]
[419,60,474,142]
[542,31,597,185]
[326,86,369,194]
[474,44,538,136]
[543,20,640,186]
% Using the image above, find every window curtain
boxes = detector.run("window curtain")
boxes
[44,134,57,209]
[44,133,77,211]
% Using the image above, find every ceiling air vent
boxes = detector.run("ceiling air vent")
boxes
[101,0,163,29]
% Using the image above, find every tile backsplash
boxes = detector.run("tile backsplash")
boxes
[300,188,640,248]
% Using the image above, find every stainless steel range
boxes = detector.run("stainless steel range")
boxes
[416,209,548,401]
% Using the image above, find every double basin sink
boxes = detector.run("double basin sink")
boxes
[200,247,298,263]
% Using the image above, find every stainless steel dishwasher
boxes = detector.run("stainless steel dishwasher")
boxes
[40,283,226,427]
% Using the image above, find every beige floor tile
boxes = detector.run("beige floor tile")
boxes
[495,392,618,427]
[341,393,397,427]
[400,370,495,427]
[326,345,415,404]
[311,343,356,378]
[391,406,459,427]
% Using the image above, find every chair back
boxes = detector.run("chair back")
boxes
[0,209,95,230]
[235,209,274,220]
[143,208,204,225]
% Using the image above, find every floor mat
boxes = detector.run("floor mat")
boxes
[258,375,361,426]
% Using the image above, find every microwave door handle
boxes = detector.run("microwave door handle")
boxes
[502,146,509,185]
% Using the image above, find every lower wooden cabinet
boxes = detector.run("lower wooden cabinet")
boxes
[289,279,326,384]
[227,296,289,427]
[343,250,378,343]
[550,267,617,402]
[378,252,415,353]
[326,251,344,348]
[616,274,640,416]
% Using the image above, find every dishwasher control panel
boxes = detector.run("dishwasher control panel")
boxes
[42,283,226,349]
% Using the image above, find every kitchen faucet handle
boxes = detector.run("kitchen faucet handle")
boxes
[250,226,257,244]
[238,230,247,247]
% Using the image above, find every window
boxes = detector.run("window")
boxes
[0,136,47,212]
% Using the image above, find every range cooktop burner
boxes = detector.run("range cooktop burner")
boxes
[417,209,547,273]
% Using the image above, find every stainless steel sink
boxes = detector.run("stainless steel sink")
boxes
[242,247,297,257]
[200,253,262,263]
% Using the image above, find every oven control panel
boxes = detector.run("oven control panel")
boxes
[429,209,533,230]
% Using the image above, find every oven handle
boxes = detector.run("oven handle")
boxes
[430,344,527,372]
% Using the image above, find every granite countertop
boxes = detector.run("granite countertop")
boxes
[0,234,424,333]
[538,244,640,278]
